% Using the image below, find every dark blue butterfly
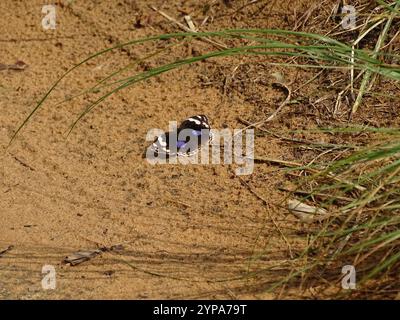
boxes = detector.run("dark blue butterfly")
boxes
[148,115,212,158]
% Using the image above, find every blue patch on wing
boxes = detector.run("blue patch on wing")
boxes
[191,130,202,136]
[148,115,212,158]
[176,140,187,148]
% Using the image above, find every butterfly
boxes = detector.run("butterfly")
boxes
[147,115,212,158]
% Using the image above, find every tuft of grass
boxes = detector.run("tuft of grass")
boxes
[277,127,400,298]
[352,0,400,113]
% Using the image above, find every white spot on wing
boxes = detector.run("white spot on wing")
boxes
[188,118,201,125]
[157,136,167,147]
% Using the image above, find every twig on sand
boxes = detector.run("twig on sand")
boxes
[253,156,366,192]
[0,60,28,72]
[236,174,294,258]
[150,5,228,50]
[0,245,14,257]
[184,15,197,32]
[238,117,357,150]
[12,155,35,171]
[278,186,354,203]
[235,82,292,137]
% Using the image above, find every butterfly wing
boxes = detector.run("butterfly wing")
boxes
[178,115,210,132]
[147,115,212,158]
[176,115,212,156]
[148,132,175,158]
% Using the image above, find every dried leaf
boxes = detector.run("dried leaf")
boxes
[0,60,28,71]
[63,249,102,266]
[63,244,124,266]
[288,199,329,223]
[107,244,124,252]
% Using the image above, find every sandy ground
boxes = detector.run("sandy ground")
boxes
[0,0,398,299]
